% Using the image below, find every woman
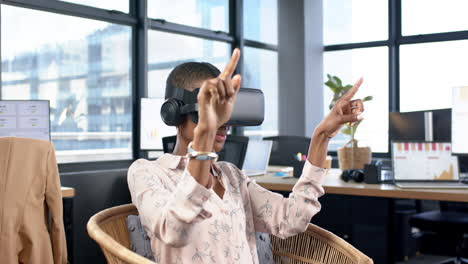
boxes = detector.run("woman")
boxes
[128,48,364,263]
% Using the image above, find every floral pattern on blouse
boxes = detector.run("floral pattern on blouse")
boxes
[127,153,326,264]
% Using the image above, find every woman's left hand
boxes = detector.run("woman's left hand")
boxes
[316,77,365,138]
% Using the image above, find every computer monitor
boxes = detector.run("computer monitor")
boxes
[392,141,459,181]
[389,109,451,142]
[389,111,425,141]
[432,109,451,142]
[242,140,273,173]
[452,86,468,154]
[0,100,50,141]
[140,98,177,150]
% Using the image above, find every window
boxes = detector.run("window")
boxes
[243,0,278,45]
[60,0,129,12]
[324,0,468,155]
[147,31,231,98]
[402,0,468,36]
[323,0,388,45]
[1,5,132,163]
[148,0,229,32]
[0,0,280,166]
[242,0,278,137]
[323,47,389,153]
[400,40,468,112]
[243,47,278,136]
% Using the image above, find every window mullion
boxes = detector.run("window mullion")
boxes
[389,0,401,113]
[132,0,148,160]
[230,0,244,136]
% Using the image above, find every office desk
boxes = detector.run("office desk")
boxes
[61,187,75,198]
[253,169,468,202]
[253,170,467,263]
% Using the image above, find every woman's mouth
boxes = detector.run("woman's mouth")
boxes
[215,126,228,142]
[215,133,227,142]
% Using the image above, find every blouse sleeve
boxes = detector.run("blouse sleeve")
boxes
[127,159,213,247]
[245,161,326,239]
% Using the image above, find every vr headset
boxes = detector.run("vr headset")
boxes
[160,84,265,127]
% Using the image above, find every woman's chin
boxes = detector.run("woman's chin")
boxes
[213,141,225,153]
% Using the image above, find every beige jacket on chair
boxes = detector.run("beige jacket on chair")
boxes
[0,137,67,264]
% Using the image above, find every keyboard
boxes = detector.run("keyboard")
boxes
[396,182,468,189]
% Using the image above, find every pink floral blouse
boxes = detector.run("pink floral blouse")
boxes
[127,153,326,263]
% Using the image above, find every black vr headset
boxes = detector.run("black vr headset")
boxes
[160,83,265,127]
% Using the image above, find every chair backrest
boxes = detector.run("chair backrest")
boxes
[88,204,372,264]
[162,135,177,153]
[162,135,248,168]
[87,204,155,264]
[217,135,249,169]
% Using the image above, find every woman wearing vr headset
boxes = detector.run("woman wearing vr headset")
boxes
[128,48,364,263]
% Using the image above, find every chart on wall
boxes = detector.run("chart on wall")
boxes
[0,100,50,141]
[452,86,468,154]
[140,98,177,150]
[392,142,458,181]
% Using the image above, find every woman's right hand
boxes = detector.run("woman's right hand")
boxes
[196,48,242,134]
[189,49,241,188]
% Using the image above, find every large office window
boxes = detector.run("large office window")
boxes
[402,0,468,36]
[60,0,129,12]
[323,47,389,153]
[399,0,468,112]
[323,0,468,154]
[0,0,280,166]
[400,40,468,112]
[148,0,229,32]
[243,47,278,136]
[323,0,388,45]
[323,1,389,153]
[1,5,132,163]
[148,31,230,98]
[243,0,278,136]
[243,0,278,45]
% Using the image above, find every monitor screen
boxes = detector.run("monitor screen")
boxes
[452,86,468,154]
[140,98,176,150]
[389,111,425,141]
[389,109,452,142]
[392,141,458,181]
[432,109,451,142]
[0,100,50,141]
[242,140,273,171]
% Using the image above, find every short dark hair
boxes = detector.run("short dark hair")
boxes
[165,62,221,97]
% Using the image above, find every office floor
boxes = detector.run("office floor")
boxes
[397,254,451,264]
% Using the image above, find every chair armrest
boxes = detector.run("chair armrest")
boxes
[270,224,373,264]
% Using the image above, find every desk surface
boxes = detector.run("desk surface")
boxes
[253,170,468,202]
[61,187,75,198]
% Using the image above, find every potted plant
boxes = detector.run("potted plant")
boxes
[324,74,373,170]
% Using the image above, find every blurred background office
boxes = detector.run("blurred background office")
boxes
[1,0,468,263]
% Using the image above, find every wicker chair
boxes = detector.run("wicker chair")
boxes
[87,204,373,264]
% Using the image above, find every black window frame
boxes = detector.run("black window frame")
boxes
[0,0,279,172]
[323,0,468,157]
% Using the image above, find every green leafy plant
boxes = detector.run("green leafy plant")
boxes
[324,74,373,148]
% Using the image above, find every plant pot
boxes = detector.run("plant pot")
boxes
[337,146,372,170]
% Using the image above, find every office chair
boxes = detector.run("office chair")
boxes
[217,135,249,169]
[162,135,177,153]
[88,204,373,264]
[162,135,249,169]
[264,135,311,177]
[410,202,468,264]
